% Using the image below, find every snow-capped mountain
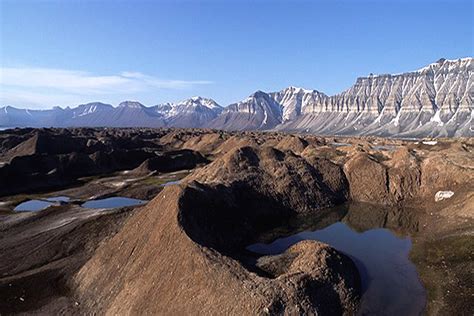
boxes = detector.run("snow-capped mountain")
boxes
[0,98,222,128]
[269,86,328,121]
[206,58,472,136]
[277,57,473,137]
[1,58,472,137]
[154,96,223,128]
[208,91,282,130]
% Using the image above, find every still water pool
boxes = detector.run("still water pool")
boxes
[14,196,71,212]
[81,197,146,209]
[247,205,426,316]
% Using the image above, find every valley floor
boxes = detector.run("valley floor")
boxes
[0,128,472,315]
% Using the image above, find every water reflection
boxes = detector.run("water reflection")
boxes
[14,200,54,212]
[81,197,146,209]
[14,196,71,212]
[247,203,425,316]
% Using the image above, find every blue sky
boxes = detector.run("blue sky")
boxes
[1,0,472,109]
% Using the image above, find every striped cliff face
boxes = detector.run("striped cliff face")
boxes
[273,58,473,137]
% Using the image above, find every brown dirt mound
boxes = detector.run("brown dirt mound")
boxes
[181,132,228,154]
[274,135,309,153]
[72,145,360,315]
[73,184,360,315]
[6,132,88,159]
[343,152,390,204]
[188,145,349,210]
[131,149,208,175]
[212,135,260,155]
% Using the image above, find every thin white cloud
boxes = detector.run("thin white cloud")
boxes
[0,88,87,108]
[0,66,213,108]
[120,71,212,90]
[0,67,213,93]
[3,68,127,94]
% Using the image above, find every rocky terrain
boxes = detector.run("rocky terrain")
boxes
[0,128,472,315]
[0,128,206,196]
[1,58,472,137]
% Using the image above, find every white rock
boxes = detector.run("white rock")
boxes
[435,191,454,202]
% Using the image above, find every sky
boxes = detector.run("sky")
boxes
[0,0,472,109]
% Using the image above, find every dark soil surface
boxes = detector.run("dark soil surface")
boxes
[0,128,472,315]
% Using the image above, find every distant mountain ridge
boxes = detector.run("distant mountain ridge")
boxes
[1,57,472,137]
[0,97,223,129]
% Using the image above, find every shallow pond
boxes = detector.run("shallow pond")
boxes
[14,196,71,212]
[15,200,54,212]
[81,197,146,209]
[247,204,426,316]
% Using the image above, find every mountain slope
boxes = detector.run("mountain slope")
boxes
[275,58,473,137]
[1,58,472,137]
[208,91,282,130]
[154,96,223,128]
[65,102,116,127]
[269,86,328,121]
[0,98,222,129]
[101,101,166,127]
[0,106,72,128]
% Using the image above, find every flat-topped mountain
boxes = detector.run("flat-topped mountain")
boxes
[1,58,472,137]
[276,57,473,137]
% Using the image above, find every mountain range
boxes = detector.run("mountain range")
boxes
[1,57,472,137]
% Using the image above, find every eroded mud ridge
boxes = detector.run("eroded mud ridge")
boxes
[0,128,472,315]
